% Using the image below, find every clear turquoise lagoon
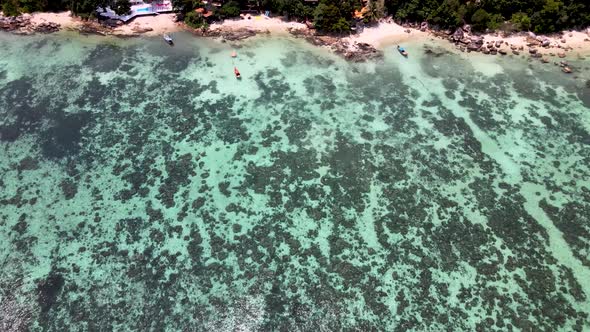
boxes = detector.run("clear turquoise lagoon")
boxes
[0,31,589,331]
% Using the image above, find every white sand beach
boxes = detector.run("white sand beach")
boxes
[17,11,180,36]
[113,13,179,36]
[208,15,306,34]
[5,11,590,59]
[28,11,77,28]
[343,21,428,49]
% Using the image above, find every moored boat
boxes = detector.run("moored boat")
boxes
[163,34,173,45]
[397,45,408,57]
[234,67,241,79]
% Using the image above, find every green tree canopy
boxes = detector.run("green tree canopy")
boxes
[313,0,353,33]
[0,0,587,33]
[219,0,240,18]
[171,0,202,14]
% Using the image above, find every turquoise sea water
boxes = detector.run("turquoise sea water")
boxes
[0,31,589,331]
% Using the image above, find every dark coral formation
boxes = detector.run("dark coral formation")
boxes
[0,34,588,331]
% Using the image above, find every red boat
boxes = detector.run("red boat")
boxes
[234,67,241,79]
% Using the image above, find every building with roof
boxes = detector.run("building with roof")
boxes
[97,0,174,22]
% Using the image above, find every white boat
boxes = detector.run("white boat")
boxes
[163,34,173,45]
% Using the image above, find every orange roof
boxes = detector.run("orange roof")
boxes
[354,6,368,19]
[195,8,205,13]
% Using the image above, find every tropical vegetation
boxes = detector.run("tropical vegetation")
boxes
[1,0,588,34]
[0,0,131,18]
[173,0,590,33]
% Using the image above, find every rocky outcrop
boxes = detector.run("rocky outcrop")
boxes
[420,21,428,32]
[191,27,258,41]
[75,22,109,36]
[0,14,61,34]
[288,28,382,62]
[467,43,481,51]
[452,28,464,42]
[34,22,60,33]
[0,15,32,32]
[334,41,383,62]
[220,28,257,41]
[462,24,472,34]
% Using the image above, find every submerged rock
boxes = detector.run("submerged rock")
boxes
[60,179,78,200]
[220,28,257,41]
[37,273,65,314]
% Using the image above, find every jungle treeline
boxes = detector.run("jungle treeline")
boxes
[1,0,588,33]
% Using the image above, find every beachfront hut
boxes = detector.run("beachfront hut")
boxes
[195,7,214,18]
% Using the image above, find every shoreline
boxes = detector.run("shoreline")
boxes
[2,11,589,65]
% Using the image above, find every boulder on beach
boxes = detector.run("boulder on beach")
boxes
[470,35,484,45]
[331,41,383,62]
[529,48,538,54]
[34,22,60,33]
[0,15,32,31]
[558,51,566,58]
[467,43,481,51]
[452,28,464,42]
[526,36,540,46]
[221,29,257,41]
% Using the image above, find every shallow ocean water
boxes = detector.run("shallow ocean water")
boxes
[0,31,589,331]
